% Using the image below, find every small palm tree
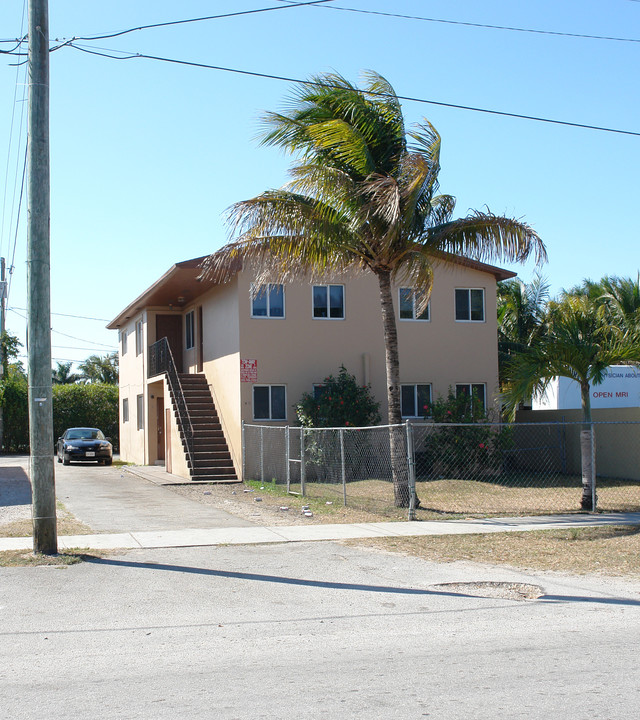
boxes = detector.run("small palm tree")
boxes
[502,295,640,509]
[203,71,545,506]
[78,353,119,385]
[51,361,80,385]
[497,273,549,385]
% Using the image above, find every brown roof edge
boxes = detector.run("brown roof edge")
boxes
[433,252,517,282]
[106,254,236,329]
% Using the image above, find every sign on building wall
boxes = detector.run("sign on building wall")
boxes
[241,359,258,383]
[533,366,640,410]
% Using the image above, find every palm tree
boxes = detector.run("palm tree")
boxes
[497,273,549,385]
[78,353,119,385]
[202,71,545,506]
[566,275,640,333]
[502,295,640,510]
[52,361,80,385]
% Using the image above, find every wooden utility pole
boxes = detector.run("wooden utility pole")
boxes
[27,0,57,554]
[0,257,6,451]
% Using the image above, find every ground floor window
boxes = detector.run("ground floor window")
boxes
[455,383,486,413]
[136,394,144,430]
[253,385,287,421]
[122,397,129,423]
[401,384,432,418]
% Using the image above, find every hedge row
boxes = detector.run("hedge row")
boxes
[1,379,119,453]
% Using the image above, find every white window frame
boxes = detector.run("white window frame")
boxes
[122,397,129,423]
[251,283,285,319]
[399,288,430,321]
[401,384,432,418]
[120,329,128,355]
[312,284,345,320]
[455,383,486,412]
[252,385,287,421]
[135,319,143,356]
[455,288,485,322]
[136,394,144,430]
[185,310,195,350]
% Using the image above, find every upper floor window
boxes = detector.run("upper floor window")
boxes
[313,284,344,319]
[401,384,432,418]
[399,288,430,321]
[251,284,284,318]
[455,288,485,322]
[135,320,143,356]
[120,329,128,355]
[456,383,486,413]
[253,385,287,421]
[185,310,195,350]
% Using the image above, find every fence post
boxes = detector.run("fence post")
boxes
[286,425,290,493]
[340,428,347,506]
[241,421,246,483]
[260,426,264,485]
[591,423,597,512]
[406,420,416,521]
[300,428,306,497]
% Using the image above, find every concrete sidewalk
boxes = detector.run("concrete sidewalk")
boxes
[2,511,639,553]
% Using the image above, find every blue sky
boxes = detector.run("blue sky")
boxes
[1,0,638,369]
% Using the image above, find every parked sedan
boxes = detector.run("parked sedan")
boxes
[57,427,113,466]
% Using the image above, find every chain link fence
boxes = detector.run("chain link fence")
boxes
[243,421,640,520]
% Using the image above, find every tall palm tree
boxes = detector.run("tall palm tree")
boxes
[502,295,640,510]
[78,353,119,385]
[202,71,545,506]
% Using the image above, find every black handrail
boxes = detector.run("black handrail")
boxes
[148,337,195,471]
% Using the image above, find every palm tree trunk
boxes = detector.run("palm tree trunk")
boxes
[580,379,596,511]
[377,269,413,508]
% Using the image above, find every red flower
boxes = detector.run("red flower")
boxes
[447,410,452,415]
[345,421,350,426]
[478,443,485,449]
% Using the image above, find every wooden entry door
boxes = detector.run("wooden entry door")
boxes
[156,396,165,462]
[197,306,204,372]
[156,314,183,371]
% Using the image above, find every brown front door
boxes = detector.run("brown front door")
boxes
[197,305,204,373]
[156,396,165,462]
[156,314,183,371]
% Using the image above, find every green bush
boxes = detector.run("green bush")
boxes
[0,381,119,453]
[295,366,381,428]
[420,388,512,479]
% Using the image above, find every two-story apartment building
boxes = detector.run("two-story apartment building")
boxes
[107,251,515,481]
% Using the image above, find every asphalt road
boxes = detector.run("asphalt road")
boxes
[2,541,640,719]
[0,455,253,532]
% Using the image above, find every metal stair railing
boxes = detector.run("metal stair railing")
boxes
[148,337,195,472]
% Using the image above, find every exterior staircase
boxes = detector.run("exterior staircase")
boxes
[175,373,237,482]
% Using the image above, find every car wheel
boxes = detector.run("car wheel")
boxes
[105,458,112,466]
[57,452,62,463]
[62,453,70,466]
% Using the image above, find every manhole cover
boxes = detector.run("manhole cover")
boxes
[431,581,544,601]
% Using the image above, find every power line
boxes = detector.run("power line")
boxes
[7,308,117,348]
[54,0,337,43]
[275,1,640,44]
[68,43,640,138]
[10,306,110,321]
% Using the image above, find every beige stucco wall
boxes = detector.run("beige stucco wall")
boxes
[117,313,148,465]
[235,263,500,426]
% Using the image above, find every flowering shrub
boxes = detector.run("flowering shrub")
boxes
[295,366,380,428]
[420,388,512,479]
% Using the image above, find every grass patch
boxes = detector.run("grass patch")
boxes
[0,503,94,539]
[349,525,640,577]
[0,549,107,568]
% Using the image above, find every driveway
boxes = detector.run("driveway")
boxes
[0,456,253,533]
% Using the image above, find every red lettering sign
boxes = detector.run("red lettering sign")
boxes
[241,359,258,383]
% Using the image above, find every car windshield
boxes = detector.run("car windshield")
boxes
[66,429,104,440]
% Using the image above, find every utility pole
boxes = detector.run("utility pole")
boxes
[0,257,6,452]
[27,0,57,554]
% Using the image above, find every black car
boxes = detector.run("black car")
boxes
[57,427,113,466]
